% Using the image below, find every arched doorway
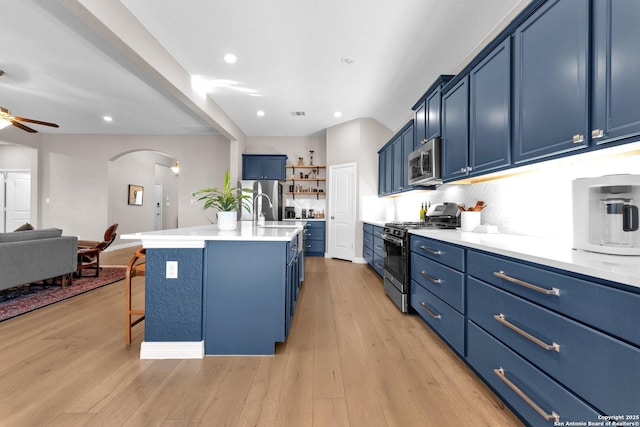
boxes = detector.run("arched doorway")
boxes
[108,150,179,241]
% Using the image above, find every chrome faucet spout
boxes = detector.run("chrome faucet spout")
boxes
[253,193,273,222]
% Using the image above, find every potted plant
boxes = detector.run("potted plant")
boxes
[193,170,252,230]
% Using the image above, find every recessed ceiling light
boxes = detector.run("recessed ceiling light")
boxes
[334,111,342,118]
[341,56,355,65]
[257,110,265,117]
[103,116,113,122]
[224,53,237,64]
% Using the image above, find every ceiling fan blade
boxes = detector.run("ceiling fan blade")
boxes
[11,120,37,133]
[14,116,59,128]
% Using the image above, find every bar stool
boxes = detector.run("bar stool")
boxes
[125,248,146,345]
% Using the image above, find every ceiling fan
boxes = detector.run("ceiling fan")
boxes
[0,106,59,133]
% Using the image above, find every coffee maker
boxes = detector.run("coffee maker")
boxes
[572,174,640,255]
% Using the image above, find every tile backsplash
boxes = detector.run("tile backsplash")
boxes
[376,142,640,242]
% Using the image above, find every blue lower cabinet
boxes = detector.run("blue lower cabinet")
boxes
[204,240,290,355]
[410,280,464,355]
[304,221,325,257]
[363,246,373,266]
[411,252,464,313]
[372,253,384,277]
[468,277,640,415]
[467,321,600,426]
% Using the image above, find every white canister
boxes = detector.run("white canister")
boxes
[461,211,481,232]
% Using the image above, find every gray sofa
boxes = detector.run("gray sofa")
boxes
[0,228,78,291]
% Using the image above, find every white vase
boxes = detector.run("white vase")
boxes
[216,211,237,231]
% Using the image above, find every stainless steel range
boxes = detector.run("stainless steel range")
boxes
[382,221,427,313]
[382,205,461,313]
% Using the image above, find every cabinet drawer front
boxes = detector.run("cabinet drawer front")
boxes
[304,239,325,255]
[364,247,373,266]
[373,236,385,257]
[287,240,297,263]
[372,226,384,239]
[468,250,640,347]
[410,280,464,355]
[411,252,464,313]
[467,321,601,426]
[305,221,325,230]
[363,232,373,250]
[305,226,325,241]
[410,235,465,271]
[363,223,373,234]
[373,253,384,277]
[468,277,640,415]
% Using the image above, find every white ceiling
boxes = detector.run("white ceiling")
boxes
[0,0,529,138]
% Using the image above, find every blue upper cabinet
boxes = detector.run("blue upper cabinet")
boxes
[592,0,640,146]
[442,77,470,181]
[414,101,426,150]
[242,154,287,180]
[392,135,403,193]
[378,121,414,196]
[426,89,443,141]
[513,0,590,163]
[413,75,454,150]
[469,38,511,176]
[401,124,414,190]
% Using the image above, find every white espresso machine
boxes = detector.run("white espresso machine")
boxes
[572,174,640,255]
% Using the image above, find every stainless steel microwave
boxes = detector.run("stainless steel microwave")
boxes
[408,137,441,186]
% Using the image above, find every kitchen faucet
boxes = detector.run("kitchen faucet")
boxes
[253,193,273,222]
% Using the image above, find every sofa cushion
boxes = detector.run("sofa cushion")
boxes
[14,222,35,232]
[0,228,63,243]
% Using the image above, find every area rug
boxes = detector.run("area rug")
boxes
[0,267,126,322]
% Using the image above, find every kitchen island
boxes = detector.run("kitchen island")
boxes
[121,221,305,359]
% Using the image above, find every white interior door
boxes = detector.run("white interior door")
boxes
[5,171,31,231]
[328,163,356,261]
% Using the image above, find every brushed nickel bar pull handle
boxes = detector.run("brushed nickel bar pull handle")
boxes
[419,245,442,255]
[375,263,384,270]
[494,368,560,423]
[419,270,442,284]
[494,314,560,352]
[419,302,442,319]
[493,271,560,296]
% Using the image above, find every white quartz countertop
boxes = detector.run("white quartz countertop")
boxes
[409,229,640,289]
[121,221,304,248]
[363,220,386,227]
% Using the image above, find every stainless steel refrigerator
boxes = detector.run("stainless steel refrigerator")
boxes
[238,180,283,221]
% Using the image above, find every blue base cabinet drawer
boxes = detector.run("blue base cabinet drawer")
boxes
[363,246,373,266]
[410,235,465,271]
[410,280,464,355]
[468,277,640,415]
[363,233,373,251]
[411,252,464,313]
[363,223,373,234]
[467,321,601,426]
[467,250,640,347]
[373,253,384,277]
[373,236,385,258]
[304,222,325,257]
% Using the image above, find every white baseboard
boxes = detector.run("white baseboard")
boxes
[352,257,367,264]
[140,341,204,359]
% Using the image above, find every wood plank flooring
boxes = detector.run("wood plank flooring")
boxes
[0,252,522,426]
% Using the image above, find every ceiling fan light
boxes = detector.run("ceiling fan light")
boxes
[0,119,12,130]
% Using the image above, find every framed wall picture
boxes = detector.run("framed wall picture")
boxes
[128,184,144,206]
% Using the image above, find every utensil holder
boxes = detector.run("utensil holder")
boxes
[461,211,481,232]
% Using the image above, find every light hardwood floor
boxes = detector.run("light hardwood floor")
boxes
[0,251,522,426]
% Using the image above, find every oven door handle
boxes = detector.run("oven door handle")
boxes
[381,233,403,247]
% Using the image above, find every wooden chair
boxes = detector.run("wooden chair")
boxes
[125,248,146,345]
[76,223,119,277]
